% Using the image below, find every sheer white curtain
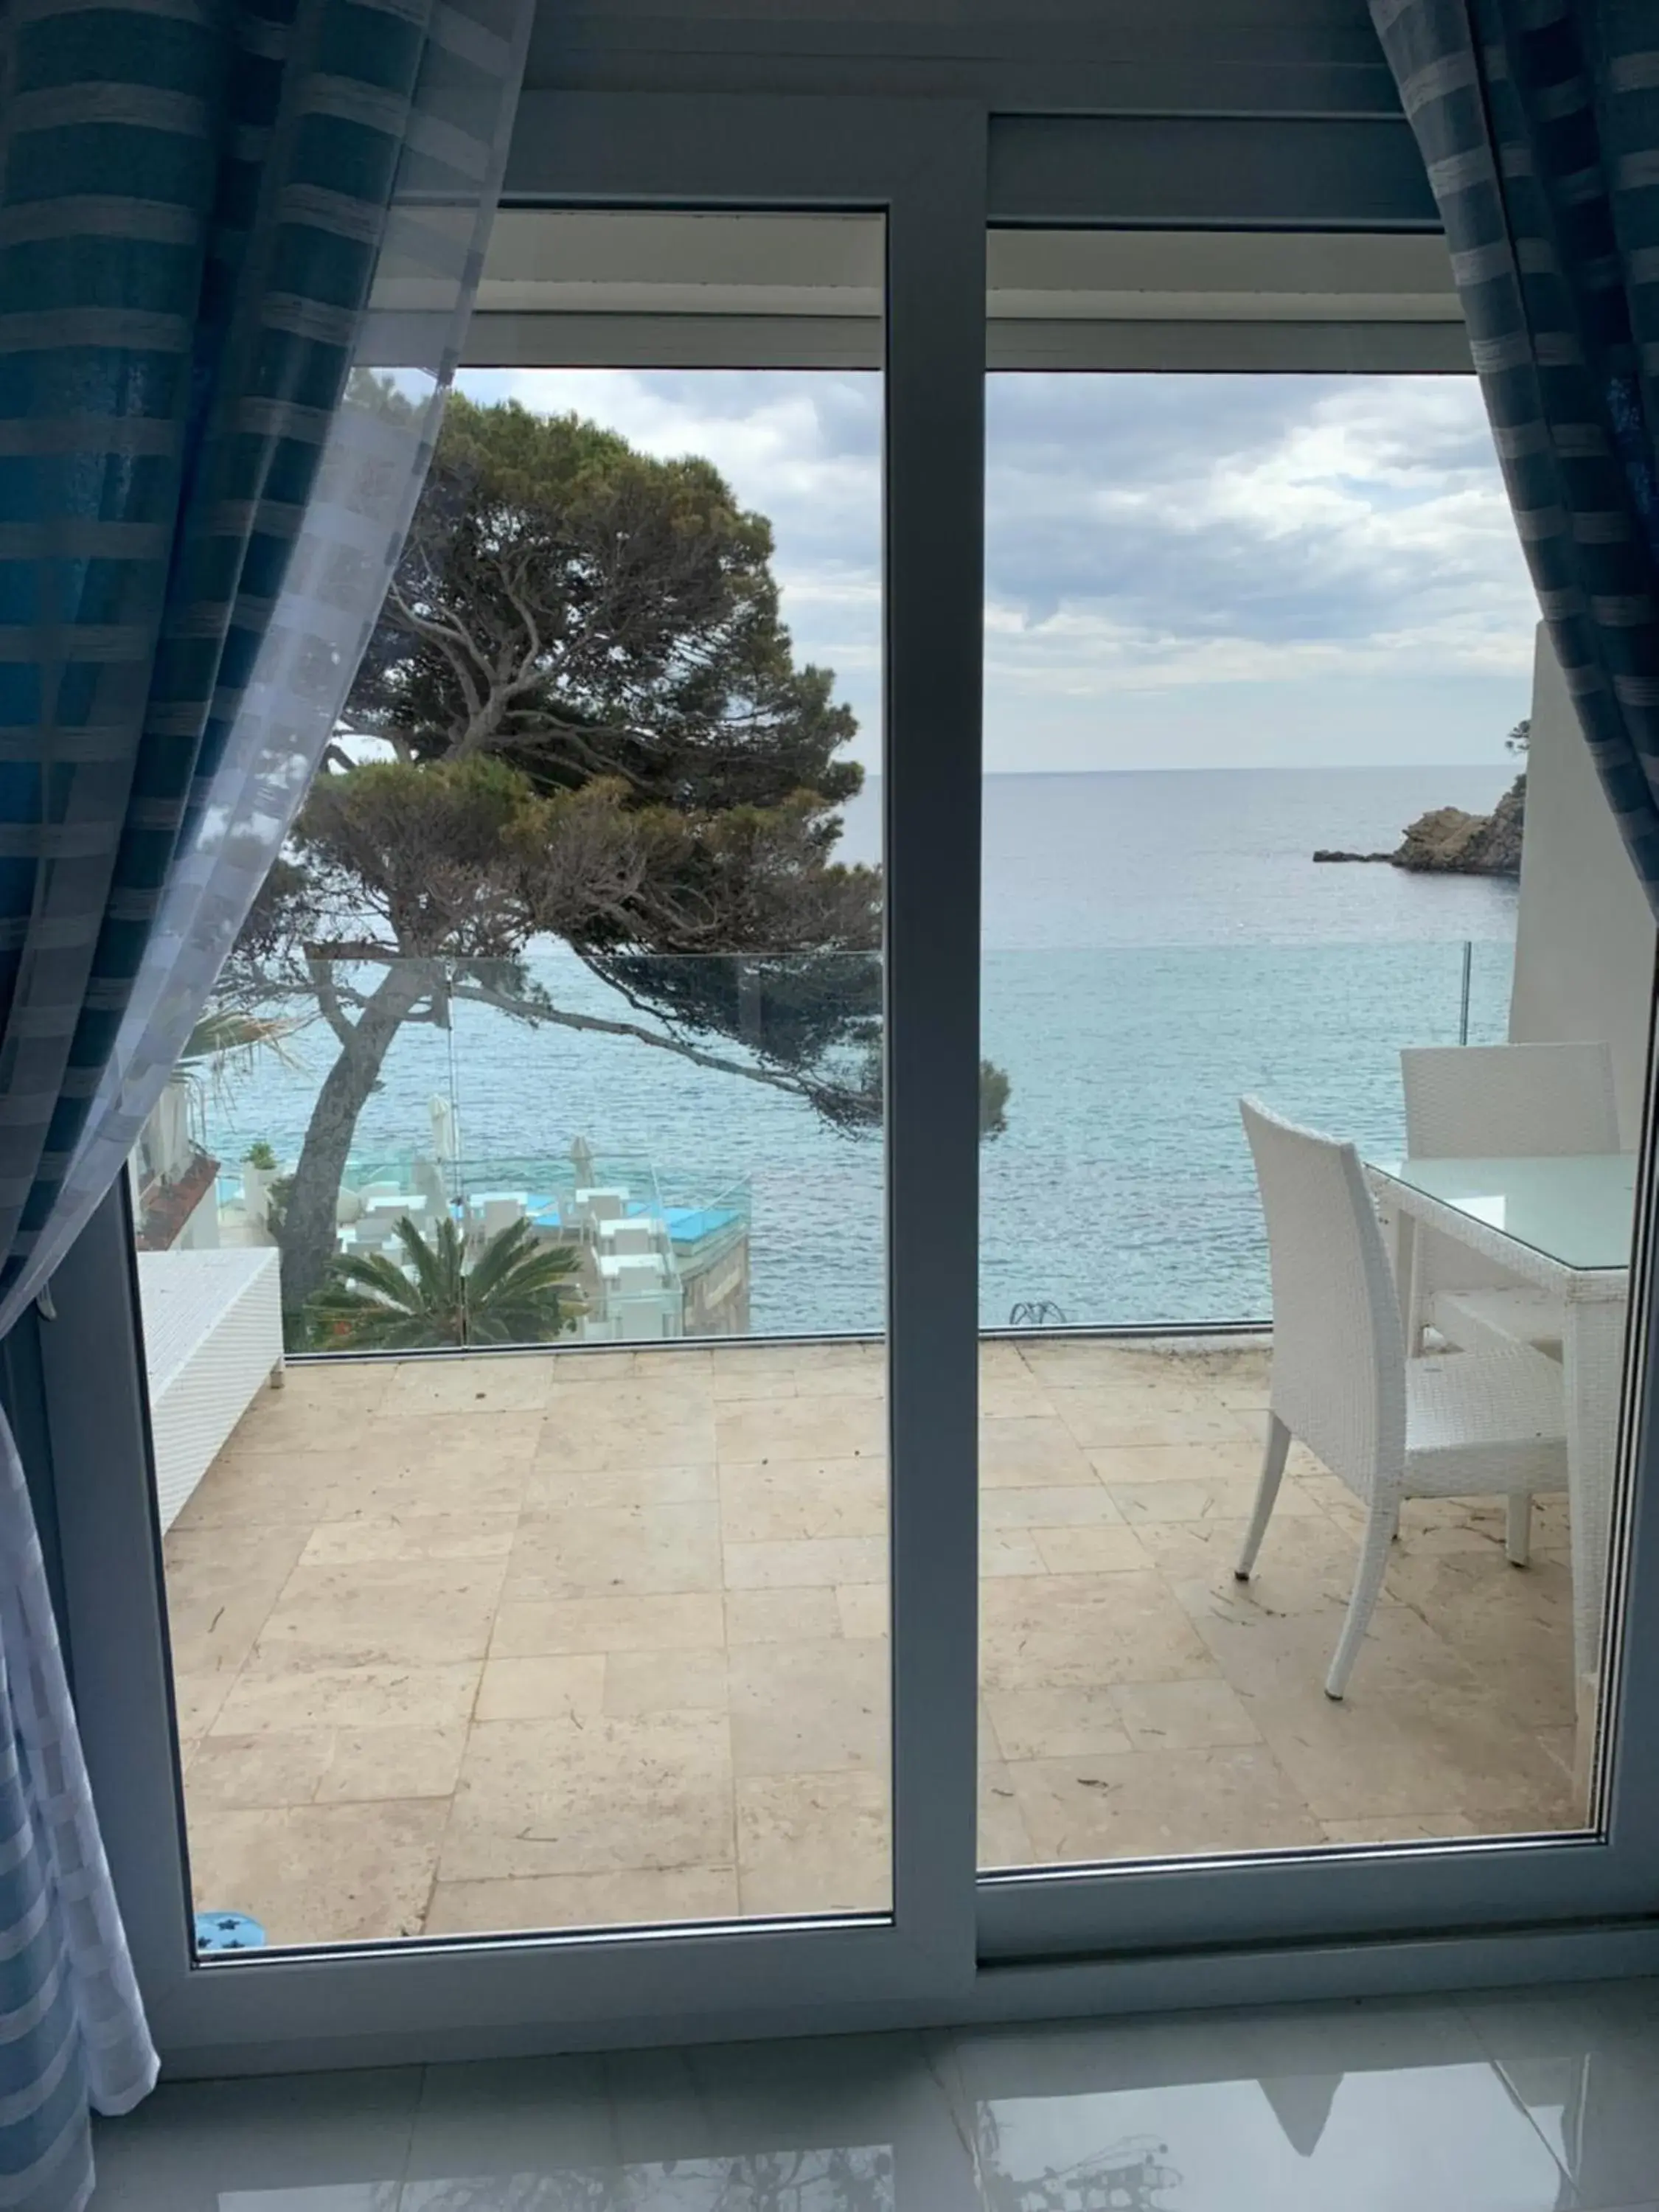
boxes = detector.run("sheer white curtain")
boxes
[0,5,527,2205]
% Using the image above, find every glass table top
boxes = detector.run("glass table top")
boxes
[1366,1152,1636,1274]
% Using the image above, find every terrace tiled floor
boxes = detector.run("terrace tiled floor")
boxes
[164,1336,1583,1947]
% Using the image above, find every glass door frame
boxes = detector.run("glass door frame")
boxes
[40,91,1659,2077]
[971,114,1659,1968]
[46,93,990,2071]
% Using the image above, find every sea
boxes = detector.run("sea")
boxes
[208,766,1520,1333]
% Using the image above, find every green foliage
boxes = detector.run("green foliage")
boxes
[232,392,1009,1318]
[979,1057,1011,1141]
[243,1140,278,1172]
[305,1214,583,1352]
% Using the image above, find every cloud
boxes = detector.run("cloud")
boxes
[457,367,1537,772]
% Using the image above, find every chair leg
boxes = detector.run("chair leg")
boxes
[1505,1493,1531,1568]
[1326,1498,1397,1701]
[1235,1413,1291,1582]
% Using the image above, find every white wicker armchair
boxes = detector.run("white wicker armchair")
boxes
[1399,1040,1618,1360]
[1238,1098,1568,1700]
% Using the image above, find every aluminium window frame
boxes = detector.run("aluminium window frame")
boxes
[42,89,1659,2080]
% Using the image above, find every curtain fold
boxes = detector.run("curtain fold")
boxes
[1369,0,1659,907]
[0,2,526,2205]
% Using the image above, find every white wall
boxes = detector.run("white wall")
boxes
[1509,625,1656,1144]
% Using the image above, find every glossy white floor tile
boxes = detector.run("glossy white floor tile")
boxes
[89,1977,1659,2208]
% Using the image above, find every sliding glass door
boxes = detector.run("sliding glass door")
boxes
[974,223,1659,1963]
[39,100,1659,2071]
[50,105,988,2064]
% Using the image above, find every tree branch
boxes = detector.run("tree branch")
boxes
[445,976,805,1099]
[305,956,358,1048]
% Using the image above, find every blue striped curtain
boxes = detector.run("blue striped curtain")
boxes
[1371,0,1659,905]
[0,4,525,2206]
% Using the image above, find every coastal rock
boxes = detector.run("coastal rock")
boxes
[1391,774,1526,877]
[1312,849,1392,863]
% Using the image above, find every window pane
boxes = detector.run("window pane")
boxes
[131,212,893,1950]
[975,306,1641,1871]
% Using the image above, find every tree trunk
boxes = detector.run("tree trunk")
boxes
[279,964,432,1326]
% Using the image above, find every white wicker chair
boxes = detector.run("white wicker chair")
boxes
[1238,1098,1568,1700]
[1399,1040,1618,1360]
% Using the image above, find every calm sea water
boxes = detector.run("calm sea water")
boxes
[210,767,1520,1332]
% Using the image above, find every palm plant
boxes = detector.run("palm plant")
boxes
[306,1214,583,1351]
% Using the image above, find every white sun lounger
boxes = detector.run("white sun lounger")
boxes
[136,1248,285,1531]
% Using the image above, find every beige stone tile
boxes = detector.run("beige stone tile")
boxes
[543,1378,715,1430]
[978,1418,1095,1489]
[1031,1525,1152,1576]
[723,1537,888,1589]
[525,1464,717,1512]
[791,1338,883,1367]
[978,1761,1036,1869]
[504,1502,723,1602]
[726,1587,844,1644]
[1463,1654,1579,1736]
[1134,1510,1362,1596]
[978,1373,1058,1420]
[713,1361,807,1403]
[1537,1725,1579,1781]
[189,1421,540,1528]
[171,1453,349,1531]
[322,1423,542,1516]
[1088,1441,1262,1488]
[211,1662,481,1737]
[1320,1813,1481,1844]
[172,1671,236,1739]
[1385,1548,1575,1724]
[981,1573,1217,1692]
[982,1529,1048,1576]
[490,1593,725,1658]
[986,1688,1134,1763]
[315,1723,470,1804]
[716,1394,886,1464]
[978,1698,1001,1761]
[298,1512,518,1567]
[254,1558,507,1671]
[793,1360,886,1399]
[425,1866,740,1935]
[475,1654,608,1723]
[266,1360,394,1412]
[441,1712,733,1879]
[162,1525,310,1674]
[1051,1394,1256,1453]
[1192,1602,1576,1825]
[540,1349,654,1381]
[1017,1342,1185,1388]
[218,1396,386,1459]
[1103,1473,1324,1526]
[835,1584,888,1640]
[535,1405,717,1475]
[728,1638,887,1776]
[184,1731,333,1810]
[188,1800,446,1945]
[1009,1744,1323,1864]
[386,1357,557,1413]
[1166,1528,1396,1630]
[1110,1678,1262,1752]
[718,1459,886,1543]
[736,1770,890,1915]
[718,1338,877,1377]
[605,1648,729,1717]
[981,1486,1124,1530]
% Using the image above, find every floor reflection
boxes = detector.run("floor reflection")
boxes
[94,1978,1659,2210]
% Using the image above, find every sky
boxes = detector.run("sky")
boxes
[456,366,1539,778]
